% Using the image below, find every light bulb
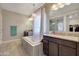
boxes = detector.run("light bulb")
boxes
[51,4,58,10]
[58,3,65,8]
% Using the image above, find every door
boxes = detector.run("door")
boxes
[49,42,58,56]
[59,45,76,56]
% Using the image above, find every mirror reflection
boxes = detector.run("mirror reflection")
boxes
[49,3,79,32]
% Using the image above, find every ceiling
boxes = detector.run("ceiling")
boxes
[0,3,44,16]
[49,3,79,19]
[0,3,79,18]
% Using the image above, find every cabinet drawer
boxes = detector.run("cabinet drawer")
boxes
[61,39,76,48]
[49,38,62,44]
[43,36,52,40]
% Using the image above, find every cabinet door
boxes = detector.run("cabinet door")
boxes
[59,45,76,56]
[49,42,58,56]
[43,39,49,56]
[77,43,79,56]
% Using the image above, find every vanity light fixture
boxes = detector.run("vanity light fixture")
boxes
[58,3,65,8]
[51,3,71,11]
[51,3,64,10]
[51,4,58,10]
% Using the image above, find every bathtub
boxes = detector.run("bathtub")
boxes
[22,36,43,56]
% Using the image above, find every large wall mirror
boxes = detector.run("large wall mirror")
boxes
[48,3,79,32]
[49,17,64,32]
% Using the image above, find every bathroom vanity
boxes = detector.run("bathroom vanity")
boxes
[42,34,79,56]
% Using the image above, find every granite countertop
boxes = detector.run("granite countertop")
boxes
[44,34,79,42]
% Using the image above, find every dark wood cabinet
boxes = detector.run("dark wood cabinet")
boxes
[49,42,58,56]
[43,39,49,56]
[43,35,78,56]
[77,43,79,55]
[59,45,76,56]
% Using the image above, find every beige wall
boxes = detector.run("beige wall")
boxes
[0,9,2,42]
[2,10,33,41]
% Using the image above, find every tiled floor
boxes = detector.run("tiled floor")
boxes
[0,39,45,56]
[0,39,29,56]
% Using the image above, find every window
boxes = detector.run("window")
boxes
[33,9,41,40]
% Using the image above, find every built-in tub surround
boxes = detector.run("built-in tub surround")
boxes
[22,36,41,46]
[22,36,43,56]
